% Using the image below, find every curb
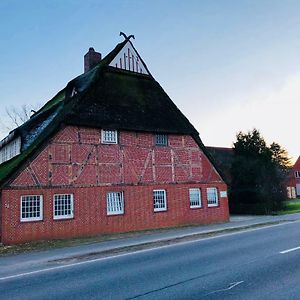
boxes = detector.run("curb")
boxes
[49,220,288,264]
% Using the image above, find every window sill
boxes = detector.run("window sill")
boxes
[53,216,74,220]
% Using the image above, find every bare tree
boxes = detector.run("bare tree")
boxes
[0,104,41,132]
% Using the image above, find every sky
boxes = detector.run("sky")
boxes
[0,0,299,162]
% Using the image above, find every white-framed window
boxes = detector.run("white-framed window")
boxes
[101,130,118,144]
[0,136,21,165]
[107,192,124,215]
[189,188,202,208]
[20,195,43,222]
[207,187,218,207]
[297,184,300,196]
[53,194,74,220]
[153,189,167,212]
[295,171,300,178]
[155,134,168,146]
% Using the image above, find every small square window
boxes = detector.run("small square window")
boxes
[153,189,167,212]
[53,194,74,220]
[189,188,202,208]
[207,187,218,207]
[101,130,118,144]
[155,134,168,146]
[107,192,124,215]
[20,195,43,222]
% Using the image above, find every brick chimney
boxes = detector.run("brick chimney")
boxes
[84,47,101,73]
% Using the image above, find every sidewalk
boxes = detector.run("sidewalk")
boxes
[1,212,300,278]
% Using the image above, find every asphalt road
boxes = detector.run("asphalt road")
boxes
[1,220,300,299]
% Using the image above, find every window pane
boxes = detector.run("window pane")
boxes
[189,188,201,208]
[102,130,117,144]
[54,194,74,219]
[207,188,218,207]
[153,190,167,211]
[155,134,168,146]
[107,192,124,215]
[20,195,43,221]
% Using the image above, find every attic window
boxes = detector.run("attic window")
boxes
[155,134,168,146]
[101,130,118,144]
[295,171,300,178]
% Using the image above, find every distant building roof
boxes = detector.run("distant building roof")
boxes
[206,146,234,185]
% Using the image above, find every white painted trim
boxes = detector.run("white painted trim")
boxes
[109,41,149,75]
[189,188,202,208]
[20,195,43,222]
[153,189,167,212]
[207,187,219,207]
[101,129,118,144]
[0,136,21,164]
[106,191,124,215]
[53,194,74,220]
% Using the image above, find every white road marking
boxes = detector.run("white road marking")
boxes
[280,246,300,254]
[205,281,244,296]
[0,220,298,282]
[227,281,244,290]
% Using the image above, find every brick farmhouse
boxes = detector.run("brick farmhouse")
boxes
[286,156,300,198]
[0,35,229,244]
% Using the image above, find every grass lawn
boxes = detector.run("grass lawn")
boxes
[277,200,300,215]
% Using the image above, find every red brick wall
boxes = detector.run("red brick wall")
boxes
[2,183,228,244]
[287,156,300,186]
[1,126,229,244]
[286,156,300,197]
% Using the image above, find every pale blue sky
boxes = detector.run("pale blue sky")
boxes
[0,0,299,160]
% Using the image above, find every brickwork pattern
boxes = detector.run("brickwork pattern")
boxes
[1,126,229,244]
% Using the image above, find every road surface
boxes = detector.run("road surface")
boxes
[1,220,300,299]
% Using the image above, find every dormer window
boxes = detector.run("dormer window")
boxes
[0,136,21,165]
[101,130,118,144]
[155,134,168,146]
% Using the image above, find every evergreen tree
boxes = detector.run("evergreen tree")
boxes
[230,129,290,214]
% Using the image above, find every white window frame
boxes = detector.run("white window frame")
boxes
[20,195,43,222]
[53,194,74,220]
[296,184,300,196]
[153,189,167,212]
[101,129,118,144]
[107,192,124,215]
[189,188,202,208]
[295,171,300,178]
[0,136,21,165]
[155,134,168,146]
[207,187,219,207]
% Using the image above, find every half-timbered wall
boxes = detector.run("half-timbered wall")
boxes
[1,126,229,244]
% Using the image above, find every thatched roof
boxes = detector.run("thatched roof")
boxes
[0,37,223,186]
